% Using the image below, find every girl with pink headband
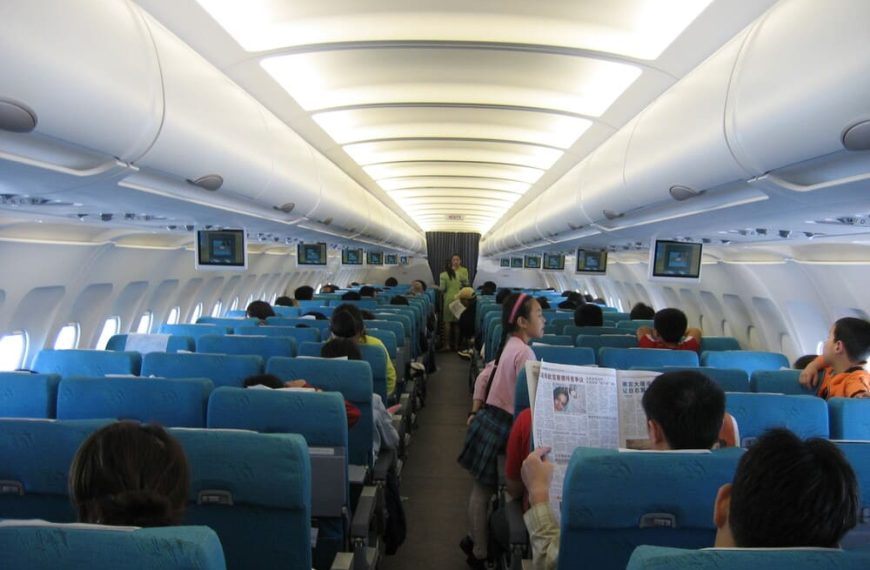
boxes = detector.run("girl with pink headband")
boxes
[458,292,545,568]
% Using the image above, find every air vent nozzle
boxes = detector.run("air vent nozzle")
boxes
[188,175,223,192]
[669,185,704,201]
[843,120,870,151]
[0,100,37,133]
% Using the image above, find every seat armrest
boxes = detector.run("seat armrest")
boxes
[350,485,379,541]
[349,464,370,487]
[372,447,397,482]
[331,552,354,570]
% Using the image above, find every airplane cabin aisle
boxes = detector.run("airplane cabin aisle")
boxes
[381,352,474,570]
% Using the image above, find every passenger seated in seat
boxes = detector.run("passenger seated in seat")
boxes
[321,339,399,461]
[341,291,361,301]
[713,428,859,548]
[799,317,870,399]
[519,370,727,570]
[410,280,427,296]
[243,373,361,429]
[536,297,550,310]
[636,308,702,351]
[294,285,314,301]
[246,300,275,322]
[70,422,189,527]
[331,304,397,397]
[320,284,338,294]
[359,286,376,298]
[384,277,398,287]
[573,304,603,327]
[629,302,656,320]
[274,295,294,307]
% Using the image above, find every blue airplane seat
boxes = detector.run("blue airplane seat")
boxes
[545,319,573,335]
[197,334,296,360]
[700,336,741,352]
[272,306,301,317]
[701,350,789,376]
[267,317,331,330]
[235,325,321,344]
[558,447,744,570]
[829,398,870,440]
[56,376,213,428]
[171,428,311,570]
[616,319,654,331]
[834,441,870,548]
[749,369,815,395]
[106,333,195,353]
[159,323,232,340]
[626,545,870,570]
[34,349,141,377]
[514,367,529,419]
[0,523,226,570]
[196,316,260,327]
[599,347,699,370]
[632,366,749,393]
[532,345,596,366]
[574,334,636,350]
[0,372,60,418]
[359,343,389,400]
[536,335,575,346]
[564,325,624,337]
[725,393,828,447]
[0,418,112,521]
[141,352,262,388]
[297,341,325,357]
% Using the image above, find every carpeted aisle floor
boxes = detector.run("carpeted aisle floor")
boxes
[380,352,475,570]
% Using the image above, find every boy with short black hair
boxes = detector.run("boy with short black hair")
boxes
[294,285,314,301]
[573,304,603,327]
[800,317,870,398]
[629,302,655,320]
[636,308,702,351]
[713,428,859,548]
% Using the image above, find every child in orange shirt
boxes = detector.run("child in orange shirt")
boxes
[799,317,870,399]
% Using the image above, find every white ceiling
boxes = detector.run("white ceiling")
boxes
[134,0,778,235]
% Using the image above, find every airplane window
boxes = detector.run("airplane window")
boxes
[95,317,119,350]
[246,294,254,307]
[230,297,239,311]
[136,312,153,334]
[816,341,824,354]
[0,331,28,371]
[269,293,277,305]
[53,323,80,350]
[190,303,203,324]
[211,300,223,318]
[166,306,180,325]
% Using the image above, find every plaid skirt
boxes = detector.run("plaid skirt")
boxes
[458,405,514,486]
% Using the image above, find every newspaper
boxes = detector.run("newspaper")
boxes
[448,299,465,319]
[532,362,658,522]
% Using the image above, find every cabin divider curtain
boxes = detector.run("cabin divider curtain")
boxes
[425,231,480,286]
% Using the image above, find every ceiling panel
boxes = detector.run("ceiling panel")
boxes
[379,177,529,193]
[363,162,545,184]
[343,140,564,170]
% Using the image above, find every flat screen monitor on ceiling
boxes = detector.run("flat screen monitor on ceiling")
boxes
[385,253,398,265]
[297,242,327,266]
[500,258,510,268]
[648,239,703,281]
[510,257,524,268]
[399,256,409,265]
[342,248,363,265]
[195,229,247,271]
[367,251,383,265]
[576,249,608,274]
[542,253,565,271]
[524,255,541,269]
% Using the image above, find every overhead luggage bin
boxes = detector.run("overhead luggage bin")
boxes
[577,117,639,225]
[133,12,273,202]
[0,0,162,174]
[534,164,594,244]
[726,0,870,180]
[304,153,372,237]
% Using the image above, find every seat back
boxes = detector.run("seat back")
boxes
[829,398,870,440]
[559,447,744,570]
[297,341,325,357]
[0,418,112,521]
[172,428,311,570]
[159,323,232,340]
[197,334,296,360]
[532,346,596,366]
[835,441,870,548]
[34,349,141,377]
[575,334,636,350]
[616,319,654,331]
[358,344,388,400]
[0,523,226,570]
[0,372,60,418]
[726,393,828,447]
[105,334,195,353]
[750,369,814,395]
[365,329,398,360]
[536,335,574,346]
[368,320,406,347]
[547,319,573,335]
[142,353,262,388]
[700,336,741,352]
[627,545,870,570]
[272,306,301,317]
[267,357,375,467]
[701,350,789,376]
[57,377,213,428]
[236,325,321,343]
[599,348,699,370]
[564,325,623,337]
[266,317,331,331]
[633,367,750,393]
[515,368,529,419]
[196,316,260,328]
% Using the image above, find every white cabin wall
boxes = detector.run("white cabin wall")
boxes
[359,258,435,289]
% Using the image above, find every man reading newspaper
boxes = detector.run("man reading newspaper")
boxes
[521,368,728,570]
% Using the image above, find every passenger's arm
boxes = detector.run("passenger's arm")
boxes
[636,326,653,341]
[799,356,826,388]
[685,327,703,340]
[521,448,559,570]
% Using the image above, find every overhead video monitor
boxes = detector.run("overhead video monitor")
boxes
[385,253,398,265]
[399,256,409,265]
[297,242,327,266]
[342,248,363,265]
[367,251,383,265]
[195,229,247,271]
[510,257,524,268]
[542,253,565,271]
[649,239,703,281]
[576,249,608,274]
[500,258,511,268]
[524,255,541,269]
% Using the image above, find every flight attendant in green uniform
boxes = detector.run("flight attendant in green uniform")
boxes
[439,254,469,351]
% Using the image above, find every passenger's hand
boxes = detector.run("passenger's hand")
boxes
[284,379,307,388]
[854,391,870,399]
[636,326,652,340]
[798,362,821,388]
[521,447,554,505]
